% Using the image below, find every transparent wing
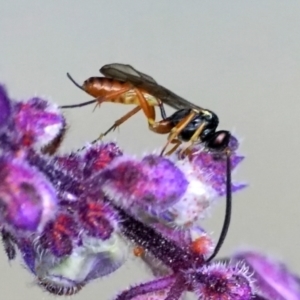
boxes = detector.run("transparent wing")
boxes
[100,63,157,84]
[100,63,203,110]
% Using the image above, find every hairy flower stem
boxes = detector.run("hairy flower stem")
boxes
[26,149,85,197]
[164,275,186,300]
[115,275,176,300]
[115,205,205,270]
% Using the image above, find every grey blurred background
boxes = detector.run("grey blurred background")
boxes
[1,1,300,299]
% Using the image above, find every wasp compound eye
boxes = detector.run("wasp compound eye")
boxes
[205,130,231,151]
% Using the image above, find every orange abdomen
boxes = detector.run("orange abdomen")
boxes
[82,77,159,106]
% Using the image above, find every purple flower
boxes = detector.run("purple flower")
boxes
[13,97,66,152]
[0,83,299,300]
[192,263,253,300]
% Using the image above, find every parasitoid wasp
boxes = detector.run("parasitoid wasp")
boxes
[61,63,231,157]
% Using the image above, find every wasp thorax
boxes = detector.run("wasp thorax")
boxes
[201,110,219,125]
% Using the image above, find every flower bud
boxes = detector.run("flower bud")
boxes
[13,98,66,151]
[0,157,58,232]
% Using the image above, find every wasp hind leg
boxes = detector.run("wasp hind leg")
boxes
[92,86,133,112]
[98,106,142,140]
[98,87,157,140]
[133,88,157,126]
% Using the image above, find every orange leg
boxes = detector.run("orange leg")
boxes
[160,110,198,156]
[148,120,173,134]
[165,139,182,156]
[98,106,142,139]
[93,86,157,122]
[93,87,159,137]
[133,88,156,125]
[92,86,133,112]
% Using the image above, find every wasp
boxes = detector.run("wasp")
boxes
[61,63,231,156]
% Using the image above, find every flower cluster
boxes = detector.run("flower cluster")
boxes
[0,84,299,299]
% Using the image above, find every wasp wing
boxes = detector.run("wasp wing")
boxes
[100,63,157,84]
[100,63,203,110]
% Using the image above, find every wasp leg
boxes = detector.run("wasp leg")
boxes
[179,122,207,157]
[92,86,133,112]
[98,106,142,139]
[96,87,161,140]
[157,99,167,119]
[160,111,198,156]
[133,88,157,125]
[164,139,182,156]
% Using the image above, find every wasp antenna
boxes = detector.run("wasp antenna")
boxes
[66,72,85,92]
[206,150,232,263]
[60,99,97,109]
[59,73,98,109]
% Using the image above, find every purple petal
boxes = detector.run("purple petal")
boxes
[190,150,246,196]
[0,157,58,232]
[54,142,123,179]
[17,238,36,274]
[0,85,11,129]
[114,275,176,300]
[77,197,116,240]
[234,251,300,300]
[1,229,16,261]
[39,213,78,257]
[193,262,253,300]
[101,155,188,213]
[13,98,66,150]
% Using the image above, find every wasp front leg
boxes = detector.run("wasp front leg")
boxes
[164,139,182,156]
[177,122,208,157]
[148,110,198,156]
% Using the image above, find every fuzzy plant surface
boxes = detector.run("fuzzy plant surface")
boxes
[0,83,299,300]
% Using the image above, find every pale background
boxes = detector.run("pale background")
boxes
[0,1,300,299]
